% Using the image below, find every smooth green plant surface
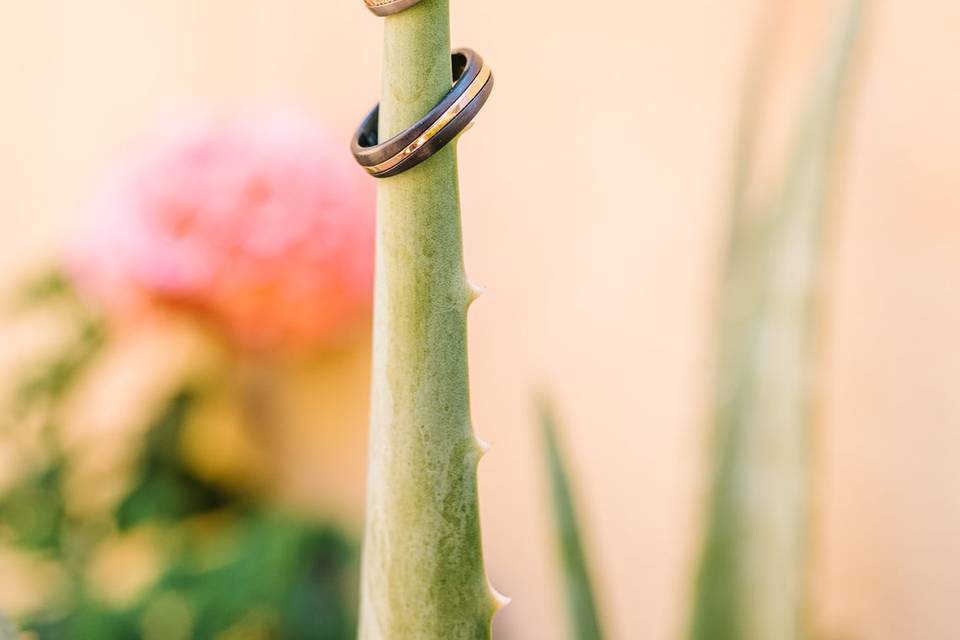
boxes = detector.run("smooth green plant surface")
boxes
[539,399,604,640]
[689,2,866,640]
[357,0,503,638]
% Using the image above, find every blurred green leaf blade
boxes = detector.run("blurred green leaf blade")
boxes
[540,398,604,640]
[690,2,867,640]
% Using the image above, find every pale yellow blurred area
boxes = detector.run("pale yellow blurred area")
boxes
[1,1,958,639]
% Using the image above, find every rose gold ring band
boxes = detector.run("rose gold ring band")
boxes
[351,49,494,179]
[363,0,425,17]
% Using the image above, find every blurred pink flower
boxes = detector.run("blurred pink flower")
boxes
[69,112,375,352]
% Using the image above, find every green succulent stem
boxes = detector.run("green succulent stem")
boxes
[357,1,502,638]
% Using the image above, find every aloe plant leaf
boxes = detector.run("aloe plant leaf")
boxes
[357,0,503,638]
[689,3,867,640]
[539,398,604,640]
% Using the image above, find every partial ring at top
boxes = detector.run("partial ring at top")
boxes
[351,48,494,179]
[363,0,425,17]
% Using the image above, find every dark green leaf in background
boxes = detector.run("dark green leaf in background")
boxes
[116,391,232,531]
[539,397,604,640]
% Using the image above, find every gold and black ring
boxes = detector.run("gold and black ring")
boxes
[363,0,425,17]
[351,48,493,179]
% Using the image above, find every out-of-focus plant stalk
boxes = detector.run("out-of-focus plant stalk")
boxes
[689,2,866,639]
[540,399,604,640]
[357,0,503,638]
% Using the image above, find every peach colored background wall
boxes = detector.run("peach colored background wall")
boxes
[2,1,959,638]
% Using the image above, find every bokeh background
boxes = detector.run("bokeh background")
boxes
[1,0,958,638]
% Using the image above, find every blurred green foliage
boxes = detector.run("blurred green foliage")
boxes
[0,464,66,553]
[539,398,604,640]
[116,391,231,531]
[24,513,356,640]
[689,2,866,639]
[1,272,357,639]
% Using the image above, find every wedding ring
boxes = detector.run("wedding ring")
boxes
[351,48,493,179]
[363,0,426,17]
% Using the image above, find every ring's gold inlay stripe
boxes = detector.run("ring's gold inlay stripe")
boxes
[364,64,492,176]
